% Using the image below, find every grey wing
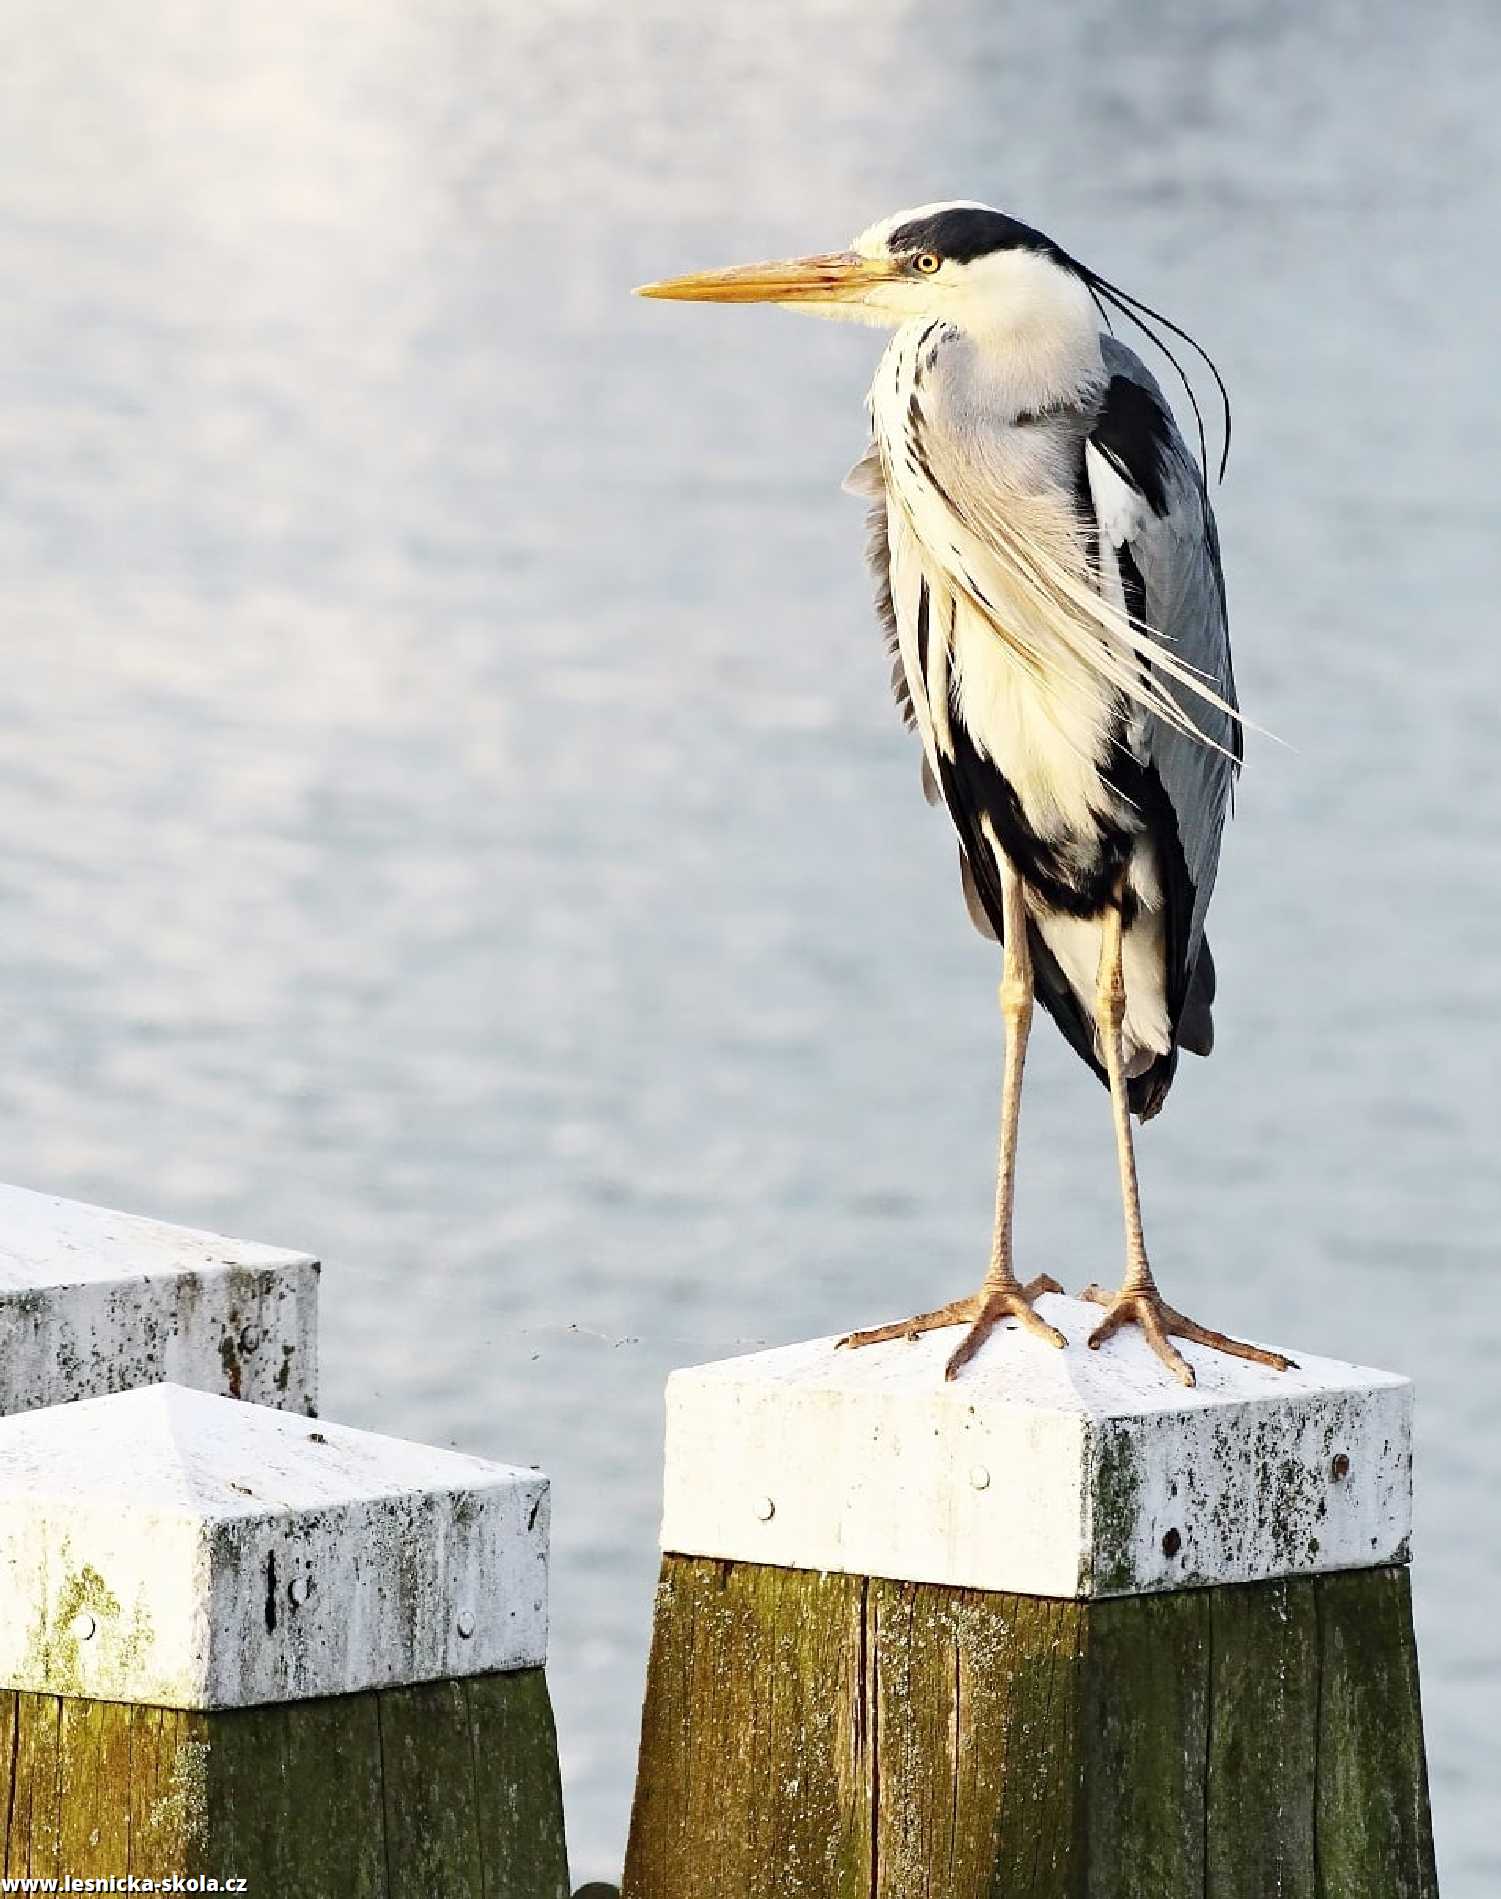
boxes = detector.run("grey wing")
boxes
[1086,338,1240,995]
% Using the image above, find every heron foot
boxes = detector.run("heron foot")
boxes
[1079,1283,1296,1388]
[838,1274,1065,1379]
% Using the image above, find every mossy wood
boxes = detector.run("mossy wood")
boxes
[622,1555,1436,1899]
[0,1668,569,1897]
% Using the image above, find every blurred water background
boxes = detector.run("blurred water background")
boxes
[1,0,1497,1886]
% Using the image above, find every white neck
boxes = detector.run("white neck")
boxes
[948,252,1103,416]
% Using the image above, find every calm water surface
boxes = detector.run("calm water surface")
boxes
[1,1,1498,1886]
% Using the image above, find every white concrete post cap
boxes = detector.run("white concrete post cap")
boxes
[661,1294,1411,1598]
[0,1184,318,1415]
[0,1383,548,1707]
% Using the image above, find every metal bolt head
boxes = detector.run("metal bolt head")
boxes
[754,1496,776,1522]
[67,1611,97,1642]
[969,1465,991,1492]
[287,1575,312,1607]
[456,1610,477,1639]
[1162,1527,1182,1558]
[239,1324,262,1354]
[1331,1453,1351,1482]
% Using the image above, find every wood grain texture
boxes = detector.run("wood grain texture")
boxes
[1206,1576,1318,1899]
[7,1692,63,1883]
[210,1685,386,1894]
[623,1556,1436,1899]
[58,1695,132,1875]
[1314,1568,1439,1899]
[622,1556,868,1899]
[123,1706,207,1873]
[378,1679,486,1897]
[1085,1589,1210,1899]
[0,1668,568,1896]
[867,1580,1085,1899]
[467,1666,571,1898]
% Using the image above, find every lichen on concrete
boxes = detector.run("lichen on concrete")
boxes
[1089,1419,1146,1594]
[25,1561,121,1696]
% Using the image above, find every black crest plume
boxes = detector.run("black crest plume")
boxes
[1075,263,1233,483]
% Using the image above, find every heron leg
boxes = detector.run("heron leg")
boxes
[1080,889,1293,1387]
[839,854,1065,1374]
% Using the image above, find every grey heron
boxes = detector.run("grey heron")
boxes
[638,202,1290,1388]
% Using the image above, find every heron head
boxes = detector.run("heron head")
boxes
[636,200,1092,338]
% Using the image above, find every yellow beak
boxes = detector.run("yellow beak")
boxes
[634,251,896,305]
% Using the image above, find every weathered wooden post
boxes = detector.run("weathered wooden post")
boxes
[0,1381,570,1896]
[0,1181,318,1413]
[623,1294,1438,1898]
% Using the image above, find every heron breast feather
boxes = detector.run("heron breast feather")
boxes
[948,589,1126,846]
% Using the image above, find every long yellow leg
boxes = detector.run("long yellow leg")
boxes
[841,852,1063,1374]
[1081,886,1293,1387]
[985,849,1038,1289]
[1098,897,1154,1296]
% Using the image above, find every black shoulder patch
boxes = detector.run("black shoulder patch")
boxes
[1091,374,1176,518]
[885,206,1061,266]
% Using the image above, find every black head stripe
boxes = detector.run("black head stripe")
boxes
[886,206,1064,266]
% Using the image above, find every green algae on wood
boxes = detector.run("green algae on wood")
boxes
[0,1669,568,1897]
[468,1666,574,1898]
[1315,1567,1438,1899]
[1085,1589,1210,1898]
[624,1558,868,1899]
[622,1554,1436,1899]
[1205,1574,1318,1899]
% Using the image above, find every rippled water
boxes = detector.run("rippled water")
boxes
[1,0,1497,1887]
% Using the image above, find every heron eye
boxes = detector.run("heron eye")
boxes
[913,252,942,275]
